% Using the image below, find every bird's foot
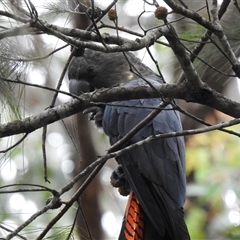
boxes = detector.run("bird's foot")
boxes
[110,164,130,196]
[83,106,104,127]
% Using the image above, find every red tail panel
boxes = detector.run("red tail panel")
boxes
[124,192,145,240]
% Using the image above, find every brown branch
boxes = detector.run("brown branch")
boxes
[0,224,27,240]
[0,9,29,23]
[163,0,221,32]
[32,20,164,52]
[0,81,240,139]
[163,24,203,87]
[178,0,231,83]
[0,23,38,40]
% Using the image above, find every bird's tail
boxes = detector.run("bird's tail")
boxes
[119,191,145,240]
[118,190,185,240]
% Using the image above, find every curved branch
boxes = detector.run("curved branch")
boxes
[33,20,164,52]
[0,10,29,23]
[0,82,240,138]
[163,0,221,32]
[0,133,28,153]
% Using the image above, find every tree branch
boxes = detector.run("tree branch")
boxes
[163,24,203,87]
[163,0,221,32]
[34,114,240,240]
[32,20,164,52]
[0,23,39,40]
[0,81,240,139]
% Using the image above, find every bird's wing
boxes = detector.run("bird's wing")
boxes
[102,80,189,239]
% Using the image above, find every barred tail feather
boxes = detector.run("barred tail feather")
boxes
[119,192,145,240]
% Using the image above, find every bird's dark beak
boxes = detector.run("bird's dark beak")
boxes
[69,79,91,96]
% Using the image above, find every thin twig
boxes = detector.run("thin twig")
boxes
[40,43,78,183]
[66,200,82,240]
[175,104,240,137]
[2,44,69,62]
[233,0,240,12]
[0,224,27,240]
[42,127,49,183]
[0,9,29,23]
[0,76,78,99]
[205,0,212,21]
[77,199,93,240]
[0,183,54,193]
[36,160,104,240]
[177,0,231,82]
[98,22,170,47]
[0,133,28,153]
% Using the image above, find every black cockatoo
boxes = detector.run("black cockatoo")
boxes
[68,49,190,240]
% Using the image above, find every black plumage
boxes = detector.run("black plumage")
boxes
[68,49,190,240]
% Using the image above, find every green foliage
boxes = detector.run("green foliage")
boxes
[224,225,240,239]
[185,124,240,239]
[186,206,207,239]
[177,22,206,42]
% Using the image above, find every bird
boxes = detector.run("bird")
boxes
[68,48,190,240]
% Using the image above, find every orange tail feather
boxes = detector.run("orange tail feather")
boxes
[124,192,145,240]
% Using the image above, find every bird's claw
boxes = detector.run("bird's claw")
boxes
[110,164,130,196]
[83,106,104,127]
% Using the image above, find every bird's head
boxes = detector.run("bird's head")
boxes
[68,48,161,96]
[69,49,132,96]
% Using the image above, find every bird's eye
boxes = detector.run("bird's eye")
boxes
[87,66,94,73]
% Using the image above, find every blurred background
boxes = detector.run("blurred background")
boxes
[0,0,240,239]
